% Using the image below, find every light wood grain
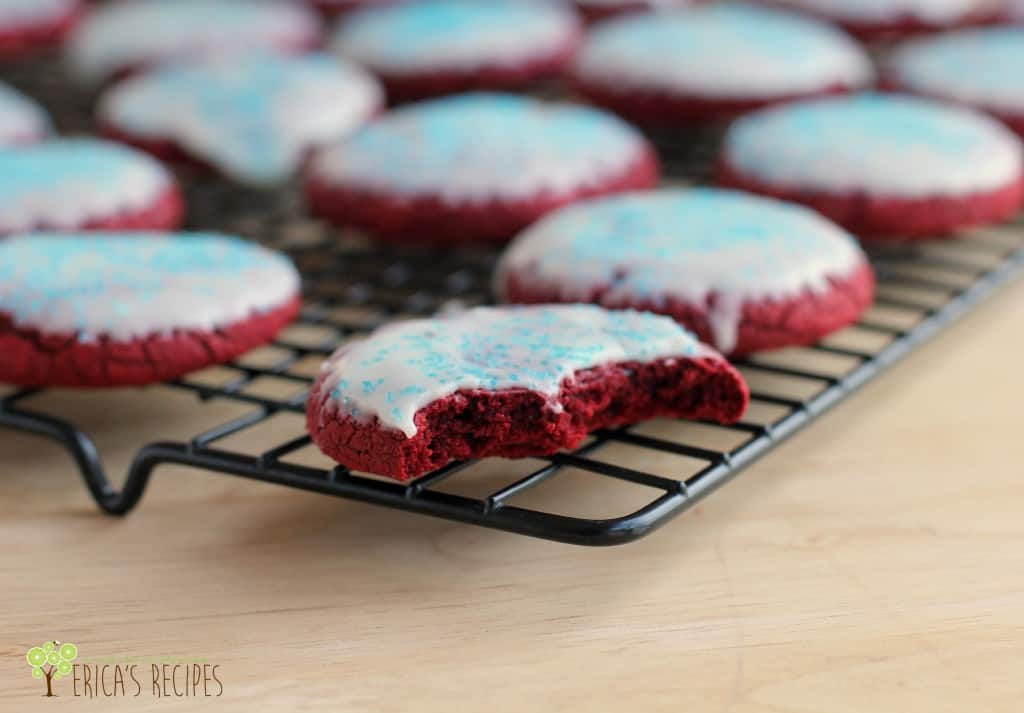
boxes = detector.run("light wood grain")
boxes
[1,279,1022,713]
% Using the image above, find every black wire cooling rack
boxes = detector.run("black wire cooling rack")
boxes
[3,54,1024,545]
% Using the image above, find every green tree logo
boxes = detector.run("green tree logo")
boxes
[26,641,77,697]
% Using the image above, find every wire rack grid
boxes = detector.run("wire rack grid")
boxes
[2,55,1023,546]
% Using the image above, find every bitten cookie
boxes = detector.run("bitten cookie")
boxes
[496,188,874,357]
[65,0,321,85]
[305,93,658,244]
[330,0,580,101]
[886,28,1024,139]
[99,53,382,186]
[761,0,1004,40]
[571,4,873,125]
[0,233,301,387]
[0,81,50,145]
[717,93,1024,240]
[574,0,695,22]
[0,0,79,58]
[306,305,749,481]
[0,138,184,235]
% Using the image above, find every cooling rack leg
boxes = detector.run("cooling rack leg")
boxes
[108,442,196,515]
[0,404,130,514]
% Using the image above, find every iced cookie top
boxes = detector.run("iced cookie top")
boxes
[0,138,176,234]
[0,82,50,145]
[309,93,650,201]
[770,0,1002,24]
[0,233,300,340]
[0,0,77,27]
[66,0,321,84]
[99,53,382,186]
[497,188,866,353]
[889,28,1024,114]
[573,4,873,97]
[319,304,711,437]
[331,0,579,74]
[723,93,1023,196]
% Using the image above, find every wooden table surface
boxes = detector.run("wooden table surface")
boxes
[1,276,1022,712]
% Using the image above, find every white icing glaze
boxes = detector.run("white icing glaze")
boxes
[888,28,1024,114]
[0,0,76,27]
[771,0,1002,24]
[66,0,321,84]
[0,138,176,234]
[724,93,1024,197]
[99,53,382,186]
[309,93,648,202]
[331,0,579,74]
[573,4,873,98]
[0,82,50,145]
[495,188,866,354]
[318,304,712,437]
[0,232,300,340]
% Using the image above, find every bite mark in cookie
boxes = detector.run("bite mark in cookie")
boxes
[306,305,748,481]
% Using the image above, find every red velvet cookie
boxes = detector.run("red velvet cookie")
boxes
[0,138,184,235]
[306,305,748,481]
[496,188,874,357]
[718,93,1024,240]
[330,0,580,102]
[0,0,79,58]
[98,53,382,187]
[885,28,1024,140]
[0,233,301,388]
[759,0,1004,40]
[65,0,321,85]
[306,93,658,245]
[570,4,873,125]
